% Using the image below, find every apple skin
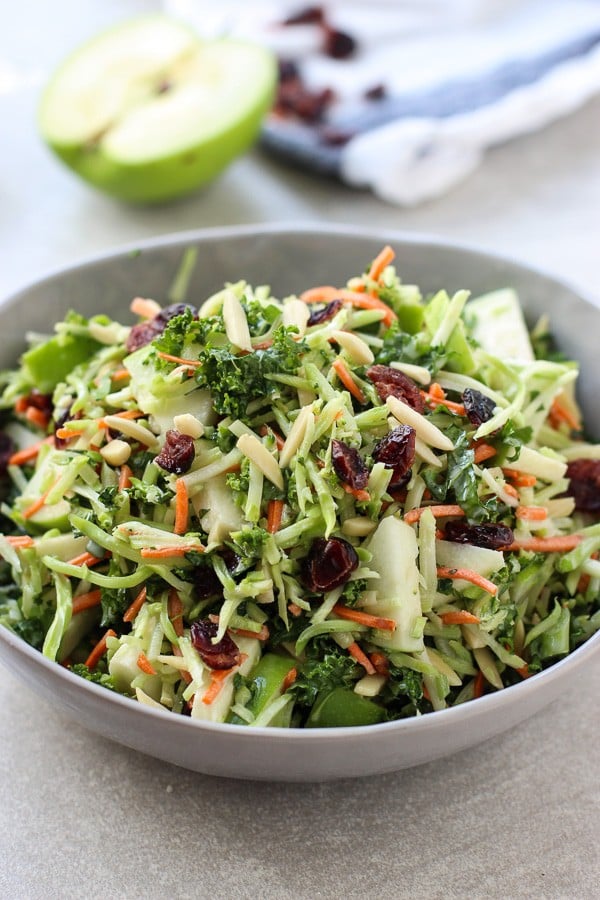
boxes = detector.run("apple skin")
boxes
[39,26,277,204]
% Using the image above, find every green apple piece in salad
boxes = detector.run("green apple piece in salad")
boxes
[1,245,599,729]
[38,16,277,203]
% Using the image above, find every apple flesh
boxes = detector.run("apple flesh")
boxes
[38,16,277,203]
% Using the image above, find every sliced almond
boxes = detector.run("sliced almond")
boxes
[102,415,159,449]
[279,406,313,469]
[354,674,387,697]
[173,413,204,439]
[223,289,252,352]
[237,433,283,490]
[282,298,310,335]
[331,330,374,365]
[341,517,377,537]
[390,361,431,385]
[386,396,454,451]
[100,439,131,466]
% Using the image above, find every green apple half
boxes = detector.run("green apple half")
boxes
[38,16,277,203]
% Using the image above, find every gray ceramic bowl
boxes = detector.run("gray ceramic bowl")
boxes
[1,224,599,782]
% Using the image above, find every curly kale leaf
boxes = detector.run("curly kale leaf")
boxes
[10,615,47,650]
[374,323,446,373]
[70,664,116,691]
[152,309,225,363]
[290,647,359,708]
[100,569,131,627]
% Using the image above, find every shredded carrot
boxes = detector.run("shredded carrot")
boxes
[437,566,497,596]
[14,396,29,414]
[267,499,285,534]
[423,392,466,416]
[174,479,189,536]
[123,586,147,623]
[281,667,298,692]
[4,535,35,548]
[111,368,131,382]
[342,483,371,502]
[118,464,133,491]
[550,396,580,432]
[8,436,54,467]
[504,483,519,499]
[288,602,302,617]
[404,504,465,525]
[72,589,102,616]
[429,382,446,401]
[516,505,548,521]
[252,339,274,350]
[473,669,485,699]
[300,286,397,326]
[137,652,157,676]
[259,425,285,451]
[507,535,582,553]
[231,625,270,641]
[167,589,184,636]
[84,628,116,670]
[130,296,160,319]
[422,683,431,702]
[369,651,389,676]
[368,245,395,282]
[55,427,85,441]
[517,664,530,679]
[332,358,366,404]
[577,573,591,594]
[331,603,396,632]
[140,544,204,559]
[473,443,497,464]
[22,484,54,520]
[502,469,537,488]
[67,550,105,568]
[156,352,202,368]
[348,641,376,674]
[25,406,49,430]
[439,610,481,625]
[202,664,239,705]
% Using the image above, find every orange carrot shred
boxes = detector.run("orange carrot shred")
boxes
[8,436,54,467]
[259,425,285,451]
[55,427,85,441]
[267,499,285,534]
[404,504,465,525]
[439,610,481,626]
[502,468,537,488]
[368,245,395,282]
[140,544,204,559]
[25,406,49,430]
[14,396,29,414]
[332,358,366,404]
[22,485,54,520]
[429,382,446,401]
[369,652,389,676]
[504,483,519,499]
[67,550,105,568]
[437,566,497,596]
[111,368,131,382]
[550,396,580,432]
[167,589,184,637]
[72,589,102,616]
[202,664,240,705]
[473,669,485,699]
[281,667,298,692]
[118,464,133,491]
[507,535,582,553]
[342,483,371,502]
[300,286,397,326]
[156,352,202,368]
[516,505,548,521]
[348,641,376,674]
[473,443,497,464]
[517,664,530,679]
[423,392,466,416]
[288,602,302,617]
[174,479,189,536]
[123,586,147,623]
[331,603,396,632]
[85,629,116,670]
[4,535,35,548]
[137,652,157,676]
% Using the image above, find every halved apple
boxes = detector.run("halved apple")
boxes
[38,16,277,203]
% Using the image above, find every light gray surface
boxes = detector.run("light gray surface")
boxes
[1,1,600,897]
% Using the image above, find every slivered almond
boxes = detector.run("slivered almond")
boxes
[173,414,204,439]
[101,415,159,449]
[223,290,252,352]
[331,330,374,365]
[279,406,313,468]
[390,361,431,385]
[341,517,377,537]
[386,396,454,451]
[100,439,131,466]
[237,433,283,489]
[282,299,310,335]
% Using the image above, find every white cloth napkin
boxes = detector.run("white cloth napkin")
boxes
[167,0,600,205]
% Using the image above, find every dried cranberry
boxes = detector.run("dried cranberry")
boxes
[26,390,53,415]
[462,389,496,427]
[366,365,424,413]
[444,520,514,550]
[193,565,223,600]
[319,127,354,147]
[278,58,300,83]
[283,5,325,25]
[304,537,359,592]
[323,27,356,59]
[364,83,386,101]
[372,425,416,488]
[307,298,343,326]
[566,459,600,512]
[155,430,195,475]
[331,440,368,490]
[275,82,335,123]
[155,303,198,325]
[126,319,164,353]
[0,432,15,475]
[190,619,241,670]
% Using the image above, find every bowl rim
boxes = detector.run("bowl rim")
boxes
[1,221,599,742]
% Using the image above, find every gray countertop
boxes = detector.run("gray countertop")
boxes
[1,3,600,898]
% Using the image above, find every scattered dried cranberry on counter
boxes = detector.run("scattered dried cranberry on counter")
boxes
[305,537,359,592]
[462,389,496,427]
[444,520,514,550]
[0,432,15,475]
[283,5,325,25]
[566,459,600,512]
[155,429,195,475]
[372,425,416,488]
[323,27,356,60]
[364,83,386,101]
[366,365,425,413]
[319,127,355,147]
[190,619,241,670]
[307,298,343,326]
[331,439,369,490]
[274,81,335,123]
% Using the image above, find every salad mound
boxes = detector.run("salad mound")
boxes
[1,245,599,728]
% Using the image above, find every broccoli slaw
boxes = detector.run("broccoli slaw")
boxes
[0,244,599,728]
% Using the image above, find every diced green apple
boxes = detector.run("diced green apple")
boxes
[38,16,277,203]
